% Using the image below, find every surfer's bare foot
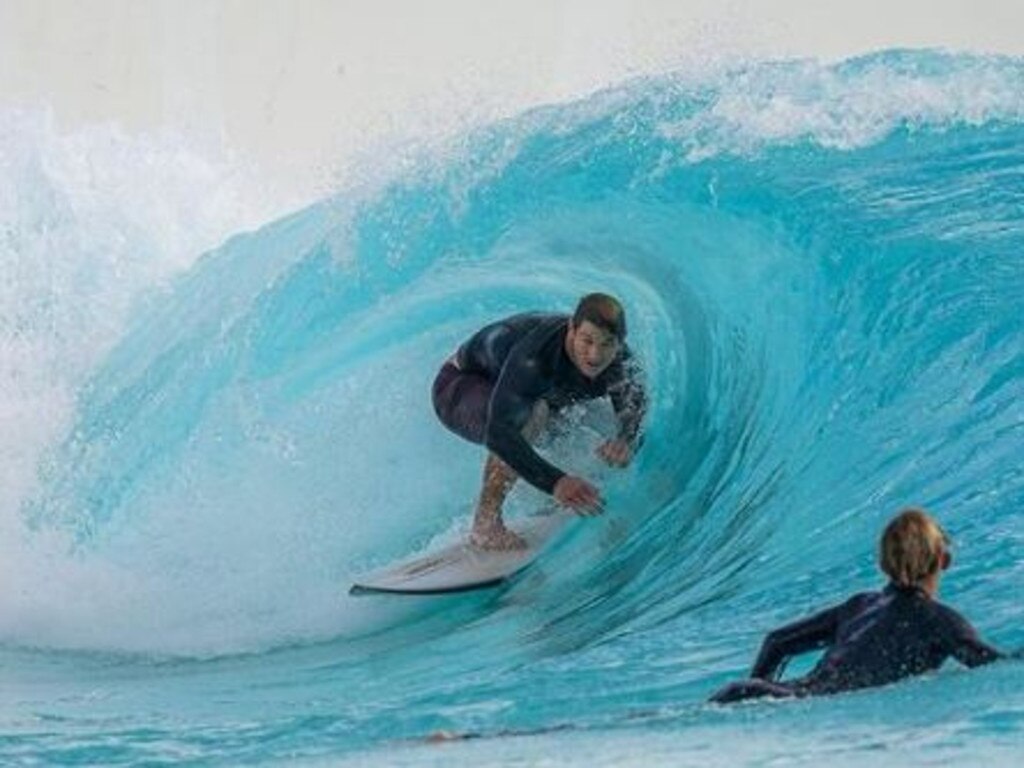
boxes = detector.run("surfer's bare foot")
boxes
[470,524,527,551]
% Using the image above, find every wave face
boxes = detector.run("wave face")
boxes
[2,51,1024,765]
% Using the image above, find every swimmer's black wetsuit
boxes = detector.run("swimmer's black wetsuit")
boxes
[432,312,646,494]
[710,582,1004,703]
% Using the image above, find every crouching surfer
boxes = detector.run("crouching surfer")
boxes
[432,293,646,550]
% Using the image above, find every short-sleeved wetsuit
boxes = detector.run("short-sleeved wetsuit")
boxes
[432,312,646,494]
[710,582,1004,703]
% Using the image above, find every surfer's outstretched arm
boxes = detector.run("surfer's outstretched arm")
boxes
[483,338,603,514]
[484,350,564,495]
[599,356,646,466]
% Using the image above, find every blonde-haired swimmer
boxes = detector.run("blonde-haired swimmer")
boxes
[879,507,952,591]
[710,507,1009,704]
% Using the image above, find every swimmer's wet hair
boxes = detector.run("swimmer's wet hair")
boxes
[572,293,627,340]
[879,508,951,588]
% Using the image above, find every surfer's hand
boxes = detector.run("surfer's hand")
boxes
[553,475,604,516]
[597,439,632,467]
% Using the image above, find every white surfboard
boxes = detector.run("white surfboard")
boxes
[349,512,570,595]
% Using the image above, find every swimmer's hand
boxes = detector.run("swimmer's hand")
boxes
[554,475,604,516]
[597,438,633,467]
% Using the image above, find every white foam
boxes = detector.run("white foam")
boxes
[660,55,1024,159]
[0,107,308,654]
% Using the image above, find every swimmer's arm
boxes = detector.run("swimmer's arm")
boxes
[955,638,1004,668]
[944,609,1005,668]
[750,603,843,681]
[485,351,564,495]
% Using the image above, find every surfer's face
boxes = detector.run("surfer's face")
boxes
[566,320,620,379]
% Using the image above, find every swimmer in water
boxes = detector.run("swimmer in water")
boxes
[710,507,1011,704]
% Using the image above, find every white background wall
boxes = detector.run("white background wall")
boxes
[3,0,1022,205]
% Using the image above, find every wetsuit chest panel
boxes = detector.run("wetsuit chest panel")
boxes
[458,312,620,407]
[451,312,632,494]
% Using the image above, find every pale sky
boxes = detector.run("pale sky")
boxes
[3,0,1022,203]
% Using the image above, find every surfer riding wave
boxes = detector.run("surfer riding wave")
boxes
[431,293,647,550]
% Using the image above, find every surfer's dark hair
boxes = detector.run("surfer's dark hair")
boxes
[572,293,627,340]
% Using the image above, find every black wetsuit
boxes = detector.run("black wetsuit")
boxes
[432,312,646,494]
[710,583,1004,703]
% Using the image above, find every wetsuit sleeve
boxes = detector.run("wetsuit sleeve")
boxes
[484,343,565,495]
[750,601,847,681]
[940,606,1004,668]
[607,354,647,445]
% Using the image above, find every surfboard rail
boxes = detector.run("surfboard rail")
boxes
[349,512,569,596]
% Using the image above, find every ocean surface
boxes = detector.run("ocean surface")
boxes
[2,50,1023,765]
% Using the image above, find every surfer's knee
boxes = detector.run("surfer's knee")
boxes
[483,452,517,484]
[523,399,550,441]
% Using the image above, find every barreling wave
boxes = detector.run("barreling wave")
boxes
[3,51,1023,694]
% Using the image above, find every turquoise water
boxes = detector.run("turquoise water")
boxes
[2,50,1023,765]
